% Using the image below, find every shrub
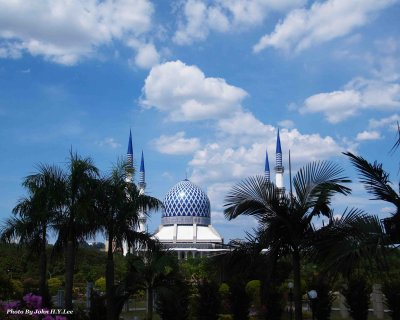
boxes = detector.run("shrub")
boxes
[342,277,371,320]
[308,279,334,320]
[94,277,106,293]
[230,281,250,320]
[156,279,190,320]
[382,277,400,320]
[48,278,62,296]
[196,279,220,320]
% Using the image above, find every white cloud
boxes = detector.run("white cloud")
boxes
[356,130,381,141]
[0,0,155,65]
[218,111,274,136]
[173,0,306,45]
[253,0,396,53]
[189,128,343,185]
[300,79,400,123]
[129,41,160,69]
[278,119,295,129]
[301,90,361,123]
[369,114,400,131]
[152,131,201,155]
[98,137,121,149]
[141,60,247,121]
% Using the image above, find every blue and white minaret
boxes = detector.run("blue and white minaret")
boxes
[275,129,285,191]
[126,129,134,183]
[265,149,270,182]
[138,150,147,233]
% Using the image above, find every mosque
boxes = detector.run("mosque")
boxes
[125,129,285,258]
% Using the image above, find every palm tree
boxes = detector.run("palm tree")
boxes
[127,243,178,320]
[53,151,99,310]
[344,151,400,242]
[1,164,65,306]
[224,161,351,320]
[95,160,162,320]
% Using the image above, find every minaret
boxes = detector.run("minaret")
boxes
[265,149,270,182]
[275,129,285,191]
[126,129,134,183]
[138,150,147,233]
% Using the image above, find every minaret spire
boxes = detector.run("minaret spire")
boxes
[138,150,147,233]
[139,150,146,190]
[126,129,134,183]
[275,129,285,191]
[264,149,270,182]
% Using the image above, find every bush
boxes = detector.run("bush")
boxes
[48,278,62,296]
[246,280,261,310]
[156,279,190,320]
[219,283,231,314]
[196,279,220,320]
[94,277,106,293]
[342,277,371,320]
[230,280,250,320]
[22,277,38,294]
[308,279,334,320]
[382,277,400,320]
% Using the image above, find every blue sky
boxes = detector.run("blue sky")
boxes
[0,0,399,243]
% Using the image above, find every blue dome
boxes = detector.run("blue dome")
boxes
[162,179,211,225]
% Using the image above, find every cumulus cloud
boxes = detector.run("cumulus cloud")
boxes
[173,0,306,45]
[152,131,201,155]
[97,137,121,149]
[278,119,295,129]
[190,128,343,185]
[369,114,400,130]
[356,130,381,141]
[0,0,156,65]
[300,78,400,123]
[141,60,247,121]
[217,111,274,136]
[129,41,160,69]
[253,0,396,53]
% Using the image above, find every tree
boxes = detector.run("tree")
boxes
[127,244,178,320]
[53,151,99,310]
[94,160,162,320]
[344,151,400,243]
[224,161,351,320]
[1,164,65,306]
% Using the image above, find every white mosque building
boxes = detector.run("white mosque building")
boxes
[125,129,285,259]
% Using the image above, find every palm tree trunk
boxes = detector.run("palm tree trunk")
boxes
[106,233,115,320]
[292,249,303,320]
[64,239,76,310]
[147,286,153,320]
[39,226,49,306]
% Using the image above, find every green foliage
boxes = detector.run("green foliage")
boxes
[309,279,334,320]
[382,275,400,320]
[245,280,261,308]
[95,276,106,292]
[219,282,231,314]
[219,282,230,296]
[48,277,62,295]
[196,279,221,320]
[229,280,250,320]
[156,278,190,320]
[263,283,284,320]
[0,275,13,300]
[22,277,38,294]
[342,277,371,320]
[10,279,24,298]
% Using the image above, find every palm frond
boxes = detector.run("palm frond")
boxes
[293,160,351,216]
[310,208,388,277]
[345,152,399,207]
[224,175,282,220]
